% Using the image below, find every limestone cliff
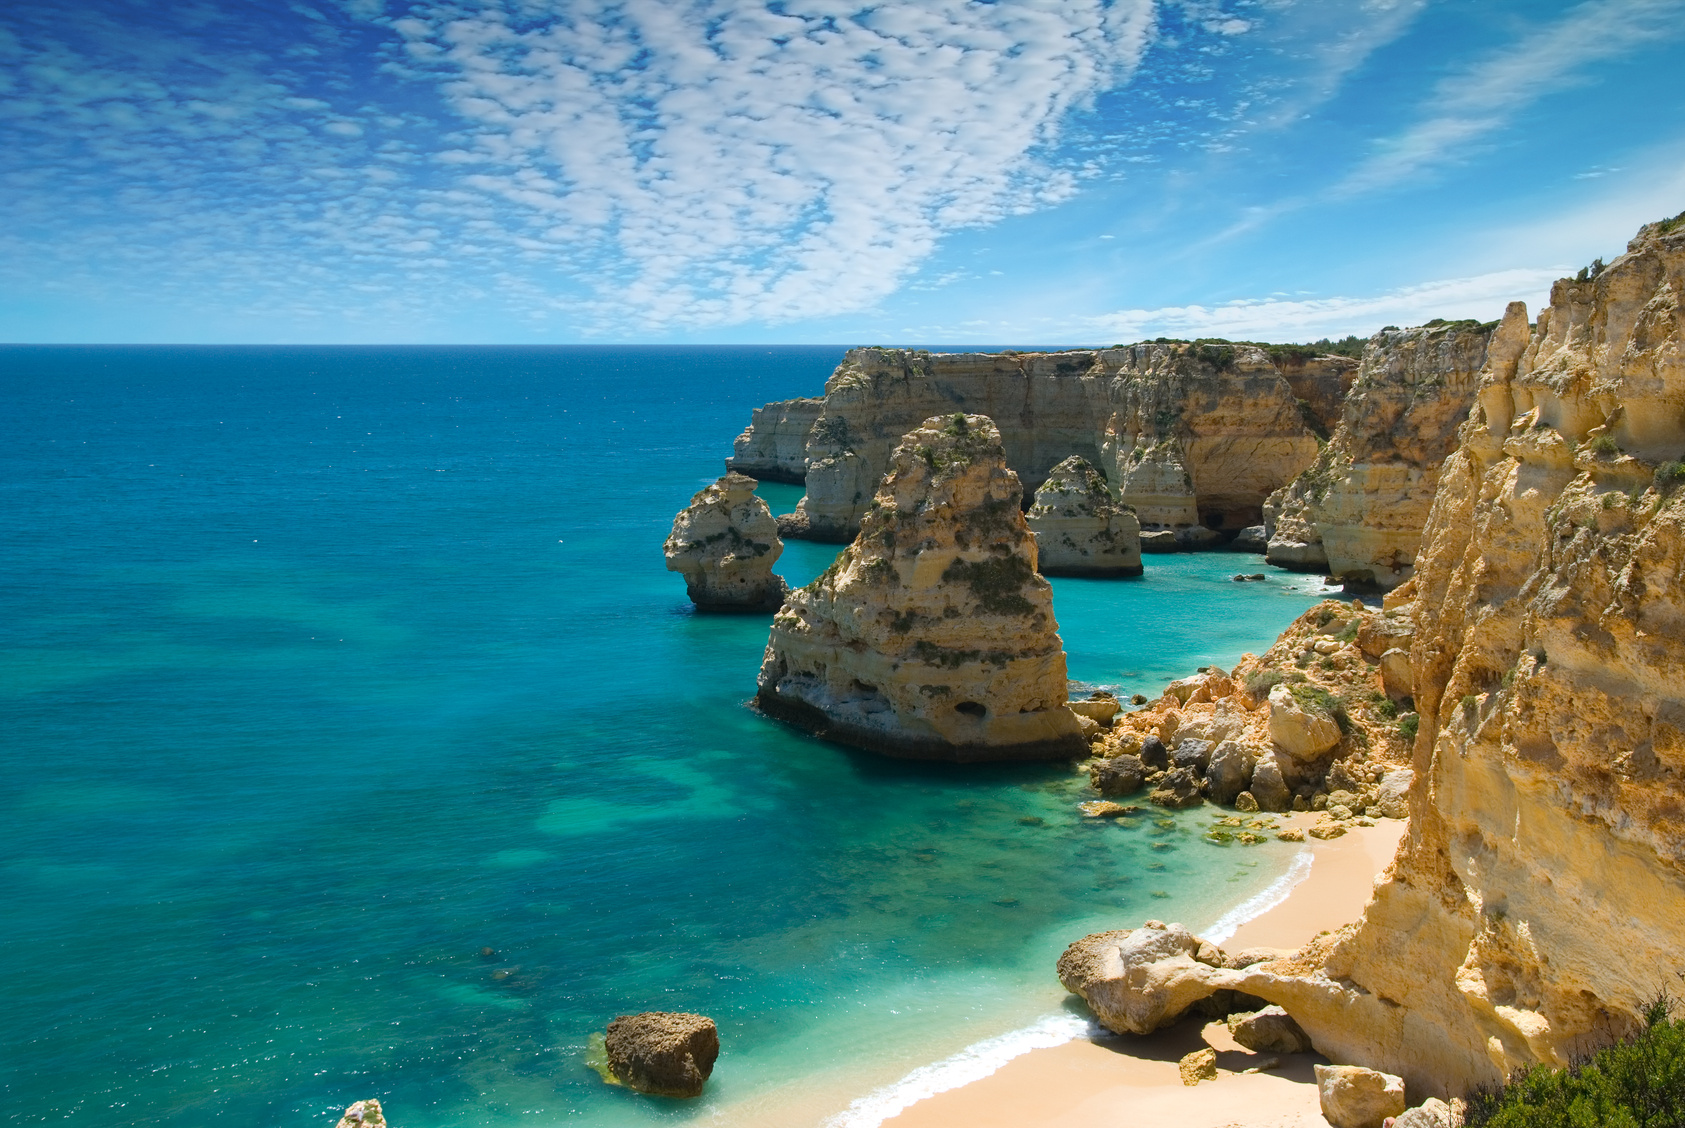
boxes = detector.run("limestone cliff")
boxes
[1265,320,1496,586]
[1025,455,1143,576]
[756,413,1086,761]
[664,472,788,611]
[1207,215,1685,1098]
[725,397,823,483]
[740,345,1354,543]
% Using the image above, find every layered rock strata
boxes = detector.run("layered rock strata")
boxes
[664,472,788,611]
[756,414,1086,761]
[725,397,823,483]
[1086,600,1417,816]
[739,345,1354,543]
[1264,320,1496,586]
[1024,455,1143,576]
[1063,215,1685,1099]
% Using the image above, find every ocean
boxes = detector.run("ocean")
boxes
[0,346,1328,1127]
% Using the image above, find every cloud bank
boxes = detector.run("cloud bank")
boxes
[394,0,1155,329]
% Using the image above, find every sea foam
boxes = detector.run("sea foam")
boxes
[825,1011,1095,1128]
[1203,847,1314,945]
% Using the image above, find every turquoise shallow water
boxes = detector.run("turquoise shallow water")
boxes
[0,347,1325,1127]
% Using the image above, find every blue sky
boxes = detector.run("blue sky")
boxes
[2,0,1683,344]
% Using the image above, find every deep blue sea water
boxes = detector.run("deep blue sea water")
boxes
[0,347,1328,1127]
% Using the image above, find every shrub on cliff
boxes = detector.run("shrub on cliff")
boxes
[1464,992,1685,1128]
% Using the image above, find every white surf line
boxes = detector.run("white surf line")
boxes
[1203,847,1314,946]
[824,1012,1095,1128]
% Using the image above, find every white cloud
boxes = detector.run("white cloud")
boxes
[1085,267,1564,342]
[397,0,1155,331]
[1336,0,1685,195]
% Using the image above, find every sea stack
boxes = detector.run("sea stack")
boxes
[664,472,788,611]
[1025,455,1143,576]
[756,413,1086,761]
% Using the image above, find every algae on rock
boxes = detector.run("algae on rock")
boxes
[756,413,1086,761]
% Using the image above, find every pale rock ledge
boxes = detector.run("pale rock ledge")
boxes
[755,413,1087,762]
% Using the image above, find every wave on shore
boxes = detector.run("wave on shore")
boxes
[1204,848,1313,945]
[825,1012,1095,1128]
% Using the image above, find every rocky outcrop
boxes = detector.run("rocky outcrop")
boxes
[1024,455,1143,576]
[334,1100,386,1128]
[735,345,1354,543]
[1229,1006,1313,1054]
[1264,321,1495,586]
[756,414,1087,761]
[1144,216,1685,1099]
[726,397,823,483]
[664,472,788,610]
[1085,600,1418,816]
[604,1012,719,1098]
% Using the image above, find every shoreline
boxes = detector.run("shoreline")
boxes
[849,815,1406,1128]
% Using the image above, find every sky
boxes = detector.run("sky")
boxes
[2,0,1683,344]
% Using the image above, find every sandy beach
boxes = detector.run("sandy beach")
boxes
[882,815,1407,1128]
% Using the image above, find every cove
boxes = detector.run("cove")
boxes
[0,346,1323,1127]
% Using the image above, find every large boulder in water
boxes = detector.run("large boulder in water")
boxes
[1025,455,1143,576]
[756,414,1086,762]
[605,1012,719,1098]
[664,472,788,610]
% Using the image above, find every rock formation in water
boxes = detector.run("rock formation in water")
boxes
[737,345,1353,544]
[664,472,788,611]
[756,413,1087,761]
[604,1012,719,1098]
[1087,600,1416,818]
[333,1100,386,1128]
[1061,214,1685,1100]
[1264,320,1497,586]
[1024,455,1143,576]
[725,397,823,483]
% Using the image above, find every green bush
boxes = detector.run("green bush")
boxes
[1246,669,1286,697]
[1590,435,1621,456]
[1660,209,1685,236]
[1656,462,1685,492]
[1464,993,1685,1127]
[1397,714,1419,741]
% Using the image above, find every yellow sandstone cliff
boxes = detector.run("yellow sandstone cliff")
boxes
[1235,214,1685,1097]
[748,345,1353,543]
[1265,319,1498,586]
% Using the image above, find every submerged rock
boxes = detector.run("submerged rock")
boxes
[756,414,1085,762]
[1025,455,1143,576]
[664,472,788,611]
[604,1012,719,1098]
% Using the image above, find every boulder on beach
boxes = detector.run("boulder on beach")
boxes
[604,1012,719,1098]
[1315,1064,1406,1128]
[1267,683,1342,759]
[1228,1006,1313,1054]
[1055,921,1232,1034]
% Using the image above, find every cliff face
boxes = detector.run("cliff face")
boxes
[1025,455,1143,576]
[756,413,1086,761]
[744,345,1354,543]
[1265,321,1496,586]
[1240,217,1685,1096]
[725,397,823,483]
[664,472,788,610]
